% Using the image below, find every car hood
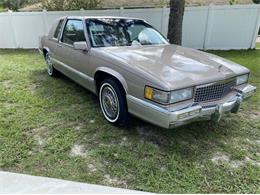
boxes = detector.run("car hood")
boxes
[100,44,249,90]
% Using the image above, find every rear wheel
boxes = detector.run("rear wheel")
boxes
[99,79,129,126]
[45,53,57,77]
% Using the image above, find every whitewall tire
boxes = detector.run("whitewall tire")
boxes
[99,79,129,126]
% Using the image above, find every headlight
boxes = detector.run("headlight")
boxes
[144,86,169,104]
[236,74,249,85]
[144,86,194,104]
[170,87,194,103]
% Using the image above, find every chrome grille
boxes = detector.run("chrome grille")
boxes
[194,79,236,102]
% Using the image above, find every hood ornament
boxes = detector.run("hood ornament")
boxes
[218,65,223,72]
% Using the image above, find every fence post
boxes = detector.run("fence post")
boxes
[250,5,260,49]
[80,8,85,16]
[42,9,48,35]
[8,10,18,48]
[203,4,214,50]
[119,7,124,16]
[161,6,167,36]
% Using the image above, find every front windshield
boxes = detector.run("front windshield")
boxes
[86,18,168,47]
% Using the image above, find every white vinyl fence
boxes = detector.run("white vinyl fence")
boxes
[0,4,260,50]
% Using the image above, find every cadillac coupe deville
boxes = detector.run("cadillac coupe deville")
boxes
[39,16,256,129]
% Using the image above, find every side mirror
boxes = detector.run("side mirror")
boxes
[73,42,88,51]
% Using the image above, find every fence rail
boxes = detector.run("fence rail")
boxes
[0,4,260,50]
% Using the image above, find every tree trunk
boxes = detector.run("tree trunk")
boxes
[167,0,185,45]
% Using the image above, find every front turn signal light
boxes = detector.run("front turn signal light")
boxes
[144,86,154,100]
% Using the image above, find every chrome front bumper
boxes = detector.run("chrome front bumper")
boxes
[127,84,256,129]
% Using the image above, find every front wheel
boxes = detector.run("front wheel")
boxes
[99,79,129,126]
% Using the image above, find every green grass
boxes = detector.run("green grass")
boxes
[0,49,259,193]
[256,42,260,49]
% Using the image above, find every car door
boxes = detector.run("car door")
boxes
[55,19,93,90]
[50,18,65,61]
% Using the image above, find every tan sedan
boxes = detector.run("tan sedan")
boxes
[39,16,256,129]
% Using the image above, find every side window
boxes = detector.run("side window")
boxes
[53,19,64,39]
[61,20,86,45]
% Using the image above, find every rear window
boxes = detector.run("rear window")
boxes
[53,19,64,39]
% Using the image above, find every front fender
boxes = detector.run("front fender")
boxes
[95,67,128,93]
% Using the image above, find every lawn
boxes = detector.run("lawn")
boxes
[0,49,259,193]
[256,42,260,49]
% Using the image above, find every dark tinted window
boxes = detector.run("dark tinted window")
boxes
[54,19,64,39]
[61,20,86,45]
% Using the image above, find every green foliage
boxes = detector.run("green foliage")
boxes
[41,0,63,11]
[41,0,100,11]
[158,0,168,7]
[252,0,260,4]
[229,0,237,5]
[0,5,4,12]
[64,0,100,10]
[0,0,29,11]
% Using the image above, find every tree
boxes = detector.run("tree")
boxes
[41,0,100,11]
[252,0,260,3]
[167,0,185,45]
[64,0,100,10]
[229,0,237,5]
[41,0,64,11]
[0,0,28,11]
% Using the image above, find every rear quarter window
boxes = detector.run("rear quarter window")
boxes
[53,19,64,39]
